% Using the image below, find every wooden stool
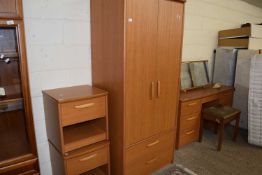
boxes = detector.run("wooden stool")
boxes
[199,104,241,151]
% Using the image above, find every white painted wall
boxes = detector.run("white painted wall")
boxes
[22,0,262,174]
[23,0,92,174]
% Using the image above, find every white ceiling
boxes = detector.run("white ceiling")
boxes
[242,0,262,8]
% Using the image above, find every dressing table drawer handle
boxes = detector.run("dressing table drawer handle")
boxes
[147,140,160,147]
[146,157,158,164]
[187,116,198,121]
[79,154,97,162]
[188,102,197,106]
[186,131,195,135]
[75,103,95,109]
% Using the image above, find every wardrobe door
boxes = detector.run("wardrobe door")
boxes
[155,1,184,131]
[125,0,159,146]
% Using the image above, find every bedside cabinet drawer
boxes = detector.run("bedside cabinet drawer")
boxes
[61,96,106,126]
[180,113,200,131]
[181,100,201,116]
[66,144,109,175]
[125,131,174,175]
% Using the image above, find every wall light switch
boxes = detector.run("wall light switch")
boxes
[0,87,6,96]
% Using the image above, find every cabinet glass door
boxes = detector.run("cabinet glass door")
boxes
[0,26,31,162]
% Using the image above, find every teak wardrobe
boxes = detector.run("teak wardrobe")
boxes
[91,0,185,174]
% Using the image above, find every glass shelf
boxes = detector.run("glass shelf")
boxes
[0,52,19,58]
[0,98,23,113]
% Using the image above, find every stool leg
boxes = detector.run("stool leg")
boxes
[199,116,204,142]
[214,123,218,135]
[218,121,224,151]
[233,113,240,141]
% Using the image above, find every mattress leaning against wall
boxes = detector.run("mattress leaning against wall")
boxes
[248,54,262,146]
[233,50,259,129]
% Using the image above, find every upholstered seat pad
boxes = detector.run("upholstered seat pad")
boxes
[203,104,240,119]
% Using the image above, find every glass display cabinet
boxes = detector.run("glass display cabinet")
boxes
[0,12,39,175]
[0,24,29,161]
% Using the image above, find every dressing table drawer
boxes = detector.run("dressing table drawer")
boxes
[181,100,201,116]
[180,113,200,131]
[178,129,199,147]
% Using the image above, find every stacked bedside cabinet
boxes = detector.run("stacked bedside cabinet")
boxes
[43,85,110,175]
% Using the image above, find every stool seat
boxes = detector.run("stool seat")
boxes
[203,104,240,119]
[199,104,241,151]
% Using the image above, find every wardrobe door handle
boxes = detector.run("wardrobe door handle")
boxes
[187,116,198,121]
[151,82,154,100]
[186,130,195,135]
[157,81,161,98]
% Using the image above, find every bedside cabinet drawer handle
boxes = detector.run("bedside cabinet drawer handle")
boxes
[75,103,95,109]
[147,140,160,147]
[186,131,195,135]
[79,154,97,162]
[188,102,197,106]
[187,116,198,121]
[146,157,158,164]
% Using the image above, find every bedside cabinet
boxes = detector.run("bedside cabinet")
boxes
[43,85,110,175]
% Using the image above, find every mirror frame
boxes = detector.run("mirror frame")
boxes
[180,60,210,92]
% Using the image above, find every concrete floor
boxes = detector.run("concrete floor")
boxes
[175,128,262,175]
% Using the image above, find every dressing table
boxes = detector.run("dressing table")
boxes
[176,85,234,148]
